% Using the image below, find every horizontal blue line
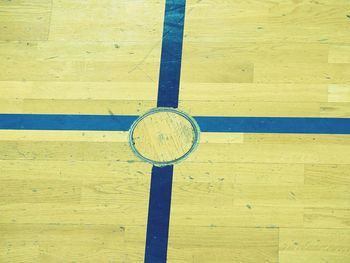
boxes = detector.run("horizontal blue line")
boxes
[0,114,350,134]
[0,114,137,131]
[195,116,350,134]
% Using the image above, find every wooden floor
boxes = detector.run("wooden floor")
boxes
[1,0,350,262]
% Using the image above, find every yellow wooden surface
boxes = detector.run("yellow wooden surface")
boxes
[1,0,350,262]
[179,0,350,118]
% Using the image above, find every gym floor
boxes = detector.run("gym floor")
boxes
[0,0,350,262]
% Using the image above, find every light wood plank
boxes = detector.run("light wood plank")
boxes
[0,141,137,161]
[0,179,81,204]
[180,83,328,102]
[186,143,350,164]
[168,226,278,263]
[320,102,350,117]
[0,130,128,142]
[304,208,350,229]
[0,224,146,262]
[172,163,303,228]
[0,81,157,100]
[254,63,350,84]
[279,228,350,263]
[328,85,350,103]
[0,0,52,41]
[0,160,149,181]
[49,0,164,42]
[179,101,320,117]
[329,45,350,63]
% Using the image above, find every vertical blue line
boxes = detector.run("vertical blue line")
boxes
[144,165,174,263]
[145,0,186,261]
[157,0,186,108]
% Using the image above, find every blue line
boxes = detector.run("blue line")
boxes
[195,116,350,134]
[1,114,350,134]
[0,114,137,131]
[157,0,186,108]
[146,0,186,261]
[145,165,174,263]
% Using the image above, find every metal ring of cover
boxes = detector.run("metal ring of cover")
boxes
[128,107,200,167]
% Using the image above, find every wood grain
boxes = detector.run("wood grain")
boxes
[131,111,196,163]
[1,0,350,262]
